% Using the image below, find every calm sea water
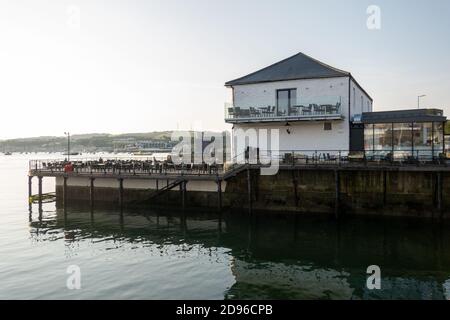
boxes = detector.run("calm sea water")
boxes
[1,153,450,300]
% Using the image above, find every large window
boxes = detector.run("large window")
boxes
[412,122,432,158]
[433,122,444,157]
[276,89,296,116]
[363,121,444,160]
[364,124,374,156]
[393,123,413,158]
[373,123,393,157]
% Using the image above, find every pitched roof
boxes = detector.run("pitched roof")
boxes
[225,52,350,86]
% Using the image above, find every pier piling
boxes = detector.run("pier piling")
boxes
[247,167,252,214]
[38,176,43,213]
[181,180,186,208]
[334,170,340,219]
[437,172,443,218]
[217,179,222,211]
[28,176,33,208]
[292,171,299,207]
[89,177,95,208]
[118,178,124,208]
[63,176,68,208]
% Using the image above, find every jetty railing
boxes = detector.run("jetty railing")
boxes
[233,149,449,167]
[28,149,449,177]
[224,96,343,123]
[29,158,225,176]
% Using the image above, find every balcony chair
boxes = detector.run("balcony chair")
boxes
[312,104,323,114]
[302,105,312,115]
[261,106,271,117]
[330,102,341,114]
[262,106,276,117]
[249,107,261,117]
[289,106,299,116]
[322,104,333,114]
[277,109,286,116]
[240,108,251,117]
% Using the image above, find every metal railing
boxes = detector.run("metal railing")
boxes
[29,158,225,177]
[28,149,449,178]
[224,98,342,122]
[231,149,449,167]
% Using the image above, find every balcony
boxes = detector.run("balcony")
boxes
[224,96,344,124]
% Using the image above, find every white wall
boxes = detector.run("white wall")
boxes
[350,78,372,117]
[56,176,225,192]
[232,77,349,110]
[233,120,348,156]
[230,77,350,155]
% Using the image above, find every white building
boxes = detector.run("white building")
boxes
[225,52,373,158]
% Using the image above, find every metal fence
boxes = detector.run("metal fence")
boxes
[29,159,225,176]
[233,149,449,166]
[224,102,342,121]
[29,149,449,177]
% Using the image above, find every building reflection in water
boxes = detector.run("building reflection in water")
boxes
[28,205,450,300]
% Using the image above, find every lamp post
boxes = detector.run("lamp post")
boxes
[64,132,71,161]
[417,95,426,109]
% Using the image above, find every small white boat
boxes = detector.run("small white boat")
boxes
[132,151,153,156]
[62,152,81,156]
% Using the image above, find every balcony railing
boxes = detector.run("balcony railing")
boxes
[224,96,343,123]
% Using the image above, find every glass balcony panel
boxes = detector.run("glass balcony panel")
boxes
[225,96,342,122]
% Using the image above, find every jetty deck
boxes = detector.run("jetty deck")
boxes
[27,153,450,219]
[29,154,450,179]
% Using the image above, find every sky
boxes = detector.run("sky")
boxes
[0,0,449,139]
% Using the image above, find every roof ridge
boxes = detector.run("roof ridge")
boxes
[297,52,350,76]
[225,52,305,86]
[225,51,350,86]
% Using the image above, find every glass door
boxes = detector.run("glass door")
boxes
[277,89,296,116]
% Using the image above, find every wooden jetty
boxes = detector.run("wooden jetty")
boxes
[27,156,450,219]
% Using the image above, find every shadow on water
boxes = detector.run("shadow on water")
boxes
[29,204,450,300]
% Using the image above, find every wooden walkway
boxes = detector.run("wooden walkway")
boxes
[27,159,450,217]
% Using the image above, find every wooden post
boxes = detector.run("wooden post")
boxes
[383,170,387,206]
[28,176,33,206]
[334,170,340,219]
[437,172,443,218]
[118,178,124,208]
[156,179,159,191]
[179,181,183,205]
[28,175,33,219]
[180,180,186,208]
[247,167,252,214]
[38,176,43,200]
[293,170,299,207]
[217,179,222,211]
[38,176,43,214]
[63,176,68,208]
[89,178,95,208]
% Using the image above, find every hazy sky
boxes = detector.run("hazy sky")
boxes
[0,0,449,139]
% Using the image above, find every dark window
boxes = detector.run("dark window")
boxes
[276,89,296,116]
[324,122,332,131]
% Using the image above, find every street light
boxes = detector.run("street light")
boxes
[417,95,426,109]
[64,132,71,161]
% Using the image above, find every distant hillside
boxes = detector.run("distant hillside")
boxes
[0,131,174,153]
